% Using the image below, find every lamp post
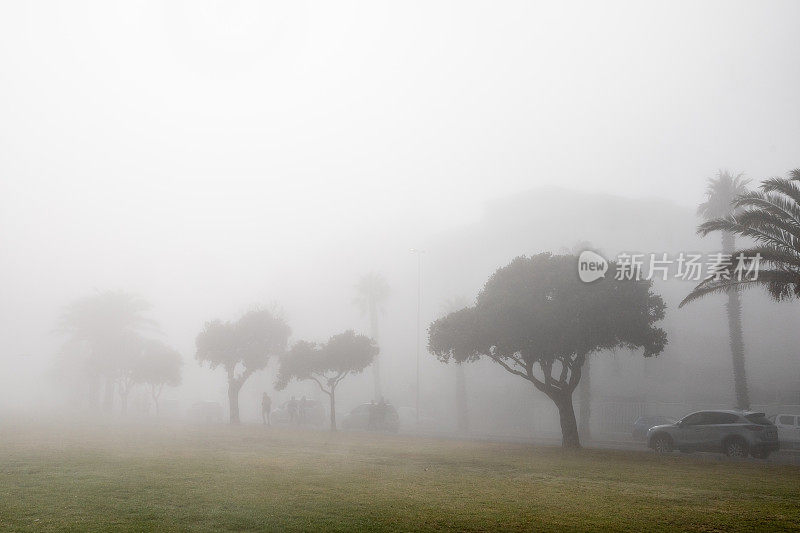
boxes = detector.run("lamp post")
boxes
[410,248,425,424]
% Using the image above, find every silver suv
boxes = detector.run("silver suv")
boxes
[647,410,780,458]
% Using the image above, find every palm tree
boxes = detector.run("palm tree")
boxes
[684,170,751,409]
[354,272,390,401]
[59,290,157,412]
[681,168,800,303]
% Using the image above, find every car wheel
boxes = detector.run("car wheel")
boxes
[652,435,672,454]
[723,438,749,458]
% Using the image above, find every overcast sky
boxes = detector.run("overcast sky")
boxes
[1,1,799,403]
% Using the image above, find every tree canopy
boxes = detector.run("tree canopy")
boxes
[428,253,666,448]
[133,340,183,415]
[196,308,290,423]
[277,330,378,430]
[58,291,160,411]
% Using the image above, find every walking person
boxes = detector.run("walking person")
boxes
[287,396,299,424]
[299,396,308,425]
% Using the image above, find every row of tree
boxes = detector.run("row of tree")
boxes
[59,168,798,444]
[195,309,377,430]
[57,276,386,425]
[58,291,182,414]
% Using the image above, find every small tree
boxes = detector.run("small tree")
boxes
[196,309,290,424]
[133,340,182,415]
[428,253,667,448]
[276,330,378,431]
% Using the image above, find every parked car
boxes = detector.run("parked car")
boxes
[341,402,399,432]
[632,415,677,441]
[770,414,800,449]
[271,399,326,426]
[647,410,780,458]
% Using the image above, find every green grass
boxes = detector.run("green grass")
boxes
[1,419,799,531]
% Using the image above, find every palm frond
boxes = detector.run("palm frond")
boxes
[761,177,800,210]
[734,192,800,236]
[698,215,797,252]
[679,269,800,307]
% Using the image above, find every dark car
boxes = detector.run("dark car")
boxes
[341,402,399,433]
[647,410,780,458]
[632,416,677,441]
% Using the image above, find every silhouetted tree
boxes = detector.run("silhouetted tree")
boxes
[133,340,183,416]
[276,330,378,431]
[354,273,390,401]
[58,291,157,412]
[116,332,144,415]
[196,309,290,424]
[428,253,666,448]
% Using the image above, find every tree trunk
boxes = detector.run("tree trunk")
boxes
[578,358,591,440]
[553,392,581,449]
[88,374,100,410]
[120,391,128,415]
[151,386,160,416]
[723,232,750,410]
[727,287,750,409]
[103,376,114,413]
[455,362,469,434]
[329,388,337,431]
[228,382,241,424]
[370,301,382,401]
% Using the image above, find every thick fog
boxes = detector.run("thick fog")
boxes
[2,1,800,437]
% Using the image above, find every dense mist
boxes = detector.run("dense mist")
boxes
[2,0,800,432]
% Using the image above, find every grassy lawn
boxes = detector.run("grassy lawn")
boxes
[1,419,799,531]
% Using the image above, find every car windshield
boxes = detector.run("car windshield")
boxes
[745,413,772,426]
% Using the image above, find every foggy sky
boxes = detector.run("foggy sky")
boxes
[2,1,799,411]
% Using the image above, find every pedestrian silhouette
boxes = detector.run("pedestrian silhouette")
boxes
[287,396,299,424]
[261,393,272,426]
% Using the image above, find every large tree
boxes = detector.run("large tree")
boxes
[681,168,800,302]
[354,273,390,401]
[133,340,183,416]
[694,170,751,409]
[428,253,666,448]
[276,330,378,431]
[58,291,157,412]
[196,309,290,424]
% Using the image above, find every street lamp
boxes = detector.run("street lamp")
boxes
[410,248,425,425]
